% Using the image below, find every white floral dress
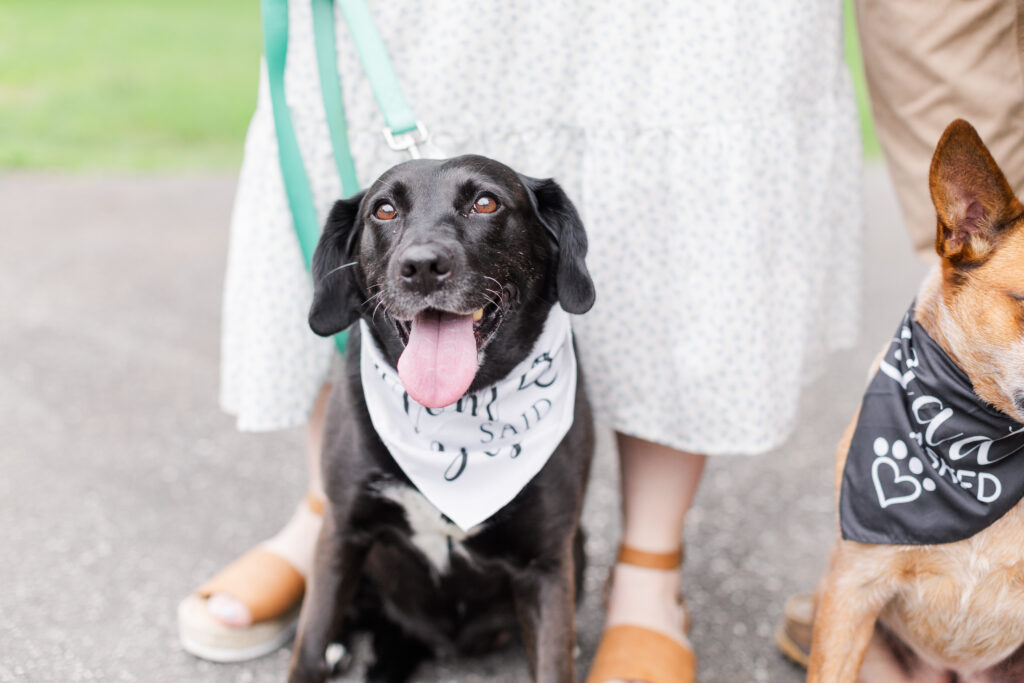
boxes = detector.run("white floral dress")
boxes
[221,0,862,454]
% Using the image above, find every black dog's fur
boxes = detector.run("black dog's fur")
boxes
[287,156,596,683]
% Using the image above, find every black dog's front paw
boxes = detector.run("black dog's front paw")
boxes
[286,663,330,683]
[287,650,334,683]
[288,640,354,683]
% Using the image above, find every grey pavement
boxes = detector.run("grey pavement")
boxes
[1,165,926,682]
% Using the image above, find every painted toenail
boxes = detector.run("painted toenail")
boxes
[208,593,252,627]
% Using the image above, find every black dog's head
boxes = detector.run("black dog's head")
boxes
[308,155,595,408]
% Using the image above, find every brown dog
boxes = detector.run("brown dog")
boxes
[808,120,1024,682]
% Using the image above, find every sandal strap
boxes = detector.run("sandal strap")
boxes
[193,496,324,625]
[586,624,696,683]
[198,547,305,624]
[617,544,683,570]
[305,491,326,516]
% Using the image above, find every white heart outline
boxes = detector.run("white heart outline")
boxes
[871,456,923,508]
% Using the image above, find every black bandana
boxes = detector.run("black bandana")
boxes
[839,304,1024,545]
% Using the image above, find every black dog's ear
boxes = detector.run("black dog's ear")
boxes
[308,191,366,336]
[519,175,596,314]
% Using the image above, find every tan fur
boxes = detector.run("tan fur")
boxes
[809,120,1024,682]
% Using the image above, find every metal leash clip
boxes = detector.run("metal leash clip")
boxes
[383,121,430,160]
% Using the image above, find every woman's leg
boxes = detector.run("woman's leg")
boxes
[599,432,706,682]
[856,0,1024,261]
[206,383,331,627]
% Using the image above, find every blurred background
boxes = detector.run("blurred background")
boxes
[2,2,923,682]
[1,0,260,170]
[1,0,878,172]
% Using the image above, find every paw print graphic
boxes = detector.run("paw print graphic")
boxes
[871,436,936,509]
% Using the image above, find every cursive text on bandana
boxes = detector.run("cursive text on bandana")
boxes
[360,306,578,531]
[839,304,1024,545]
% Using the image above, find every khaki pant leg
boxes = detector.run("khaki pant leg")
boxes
[856,0,1024,260]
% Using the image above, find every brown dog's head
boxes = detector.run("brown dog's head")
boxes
[929,119,1024,419]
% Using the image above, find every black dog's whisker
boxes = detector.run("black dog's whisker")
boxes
[361,290,385,308]
[372,179,405,197]
[372,296,389,322]
[362,291,391,323]
[484,288,503,308]
[323,261,358,278]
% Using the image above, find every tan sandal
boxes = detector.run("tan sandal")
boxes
[774,592,814,668]
[177,493,325,662]
[586,545,696,683]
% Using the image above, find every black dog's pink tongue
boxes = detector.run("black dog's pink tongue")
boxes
[397,310,477,409]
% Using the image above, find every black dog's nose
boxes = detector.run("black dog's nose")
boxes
[399,244,453,293]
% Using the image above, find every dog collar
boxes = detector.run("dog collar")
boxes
[359,305,578,531]
[839,304,1024,545]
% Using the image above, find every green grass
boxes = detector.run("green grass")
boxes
[0,0,879,171]
[0,0,260,170]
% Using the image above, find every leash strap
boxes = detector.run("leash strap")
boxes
[262,0,350,353]
[311,0,360,200]
[262,0,326,269]
[336,0,416,134]
[261,0,424,354]
[336,0,428,157]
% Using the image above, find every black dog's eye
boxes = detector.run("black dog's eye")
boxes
[374,202,397,220]
[472,195,499,215]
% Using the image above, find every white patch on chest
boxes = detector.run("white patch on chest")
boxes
[379,484,478,574]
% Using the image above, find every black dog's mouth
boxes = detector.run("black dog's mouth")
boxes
[393,285,514,352]
[385,284,517,409]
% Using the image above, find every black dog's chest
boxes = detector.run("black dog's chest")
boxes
[377,482,480,575]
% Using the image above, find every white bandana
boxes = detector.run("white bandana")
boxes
[359,306,578,531]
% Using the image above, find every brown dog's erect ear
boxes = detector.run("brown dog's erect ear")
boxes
[929,119,1022,263]
[519,175,596,314]
[308,191,366,337]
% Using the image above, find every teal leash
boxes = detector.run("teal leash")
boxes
[336,0,428,157]
[311,0,360,195]
[260,0,427,354]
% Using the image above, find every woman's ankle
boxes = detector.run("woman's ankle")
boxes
[260,496,323,578]
[605,563,689,643]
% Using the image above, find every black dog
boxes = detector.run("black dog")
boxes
[287,156,596,683]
